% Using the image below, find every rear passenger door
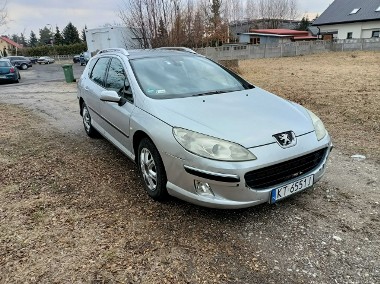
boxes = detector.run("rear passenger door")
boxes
[100,57,135,154]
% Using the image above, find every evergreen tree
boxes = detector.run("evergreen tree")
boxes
[62,22,81,45]
[81,25,87,42]
[210,0,222,30]
[54,26,64,45]
[11,34,19,44]
[19,33,27,47]
[29,31,38,47]
[298,16,310,31]
[39,26,53,45]
[193,10,205,47]
[156,18,168,46]
[208,0,225,46]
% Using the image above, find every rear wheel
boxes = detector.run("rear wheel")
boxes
[14,72,20,83]
[82,102,98,138]
[138,138,168,201]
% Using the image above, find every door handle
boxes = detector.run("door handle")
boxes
[84,86,89,91]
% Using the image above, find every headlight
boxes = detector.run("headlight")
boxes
[173,128,257,161]
[306,109,327,141]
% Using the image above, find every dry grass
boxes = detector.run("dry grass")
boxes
[0,104,268,283]
[240,51,380,162]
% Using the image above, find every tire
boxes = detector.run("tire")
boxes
[82,102,98,138]
[21,63,28,70]
[138,138,168,201]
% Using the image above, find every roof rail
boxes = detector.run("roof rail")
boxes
[97,48,129,56]
[157,47,197,54]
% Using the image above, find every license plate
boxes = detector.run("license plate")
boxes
[0,75,6,79]
[271,175,314,203]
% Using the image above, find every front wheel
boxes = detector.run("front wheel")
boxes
[21,63,28,70]
[82,102,98,138]
[138,138,168,201]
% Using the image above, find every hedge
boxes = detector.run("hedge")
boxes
[19,43,88,57]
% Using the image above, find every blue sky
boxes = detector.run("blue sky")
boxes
[3,0,333,36]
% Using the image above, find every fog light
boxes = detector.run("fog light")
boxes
[194,181,214,197]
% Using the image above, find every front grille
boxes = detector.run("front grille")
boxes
[244,148,327,189]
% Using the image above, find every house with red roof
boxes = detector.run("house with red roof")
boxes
[0,36,23,57]
[238,29,317,45]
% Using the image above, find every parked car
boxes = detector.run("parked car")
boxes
[37,56,55,64]
[6,56,32,70]
[73,55,80,63]
[79,52,90,66]
[77,47,332,209]
[0,58,20,83]
[28,57,38,64]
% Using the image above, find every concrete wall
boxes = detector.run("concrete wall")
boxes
[195,39,380,61]
[318,21,380,40]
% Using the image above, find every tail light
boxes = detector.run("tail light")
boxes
[10,67,15,73]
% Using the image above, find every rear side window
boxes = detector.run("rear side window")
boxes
[90,57,110,86]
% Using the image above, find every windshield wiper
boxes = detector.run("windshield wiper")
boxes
[192,90,228,97]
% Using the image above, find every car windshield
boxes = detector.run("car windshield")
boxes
[130,55,250,99]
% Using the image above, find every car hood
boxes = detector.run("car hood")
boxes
[144,88,315,148]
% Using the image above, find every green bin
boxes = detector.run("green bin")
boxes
[62,64,75,83]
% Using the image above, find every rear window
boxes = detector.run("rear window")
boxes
[0,61,11,67]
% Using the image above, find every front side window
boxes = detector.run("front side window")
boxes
[130,55,249,99]
[105,58,132,101]
[90,57,110,86]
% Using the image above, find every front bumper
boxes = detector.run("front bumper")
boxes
[163,132,332,209]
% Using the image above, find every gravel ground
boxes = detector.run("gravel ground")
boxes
[0,53,379,283]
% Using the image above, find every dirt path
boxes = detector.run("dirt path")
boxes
[0,53,379,283]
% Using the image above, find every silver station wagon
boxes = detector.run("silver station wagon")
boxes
[77,47,332,209]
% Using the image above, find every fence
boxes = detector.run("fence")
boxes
[195,38,380,61]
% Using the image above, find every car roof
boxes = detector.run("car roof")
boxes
[96,48,200,60]
[0,58,11,61]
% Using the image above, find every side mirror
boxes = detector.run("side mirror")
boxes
[100,90,121,103]
[100,90,127,106]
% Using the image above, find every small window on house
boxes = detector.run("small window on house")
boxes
[350,8,360,14]
[376,6,380,12]
[372,31,380,38]
[250,37,260,45]
[347,32,353,39]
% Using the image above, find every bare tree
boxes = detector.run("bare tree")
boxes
[257,0,299,28]
[0,0,8,30]
[120,0,277,48]
[245,0,257,20]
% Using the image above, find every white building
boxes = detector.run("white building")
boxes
[85,26,145,54]
[312,0,380,40]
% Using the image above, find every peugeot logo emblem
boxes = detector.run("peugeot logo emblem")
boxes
[273,131,297,148]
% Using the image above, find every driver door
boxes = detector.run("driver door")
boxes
[100,57,135,154]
